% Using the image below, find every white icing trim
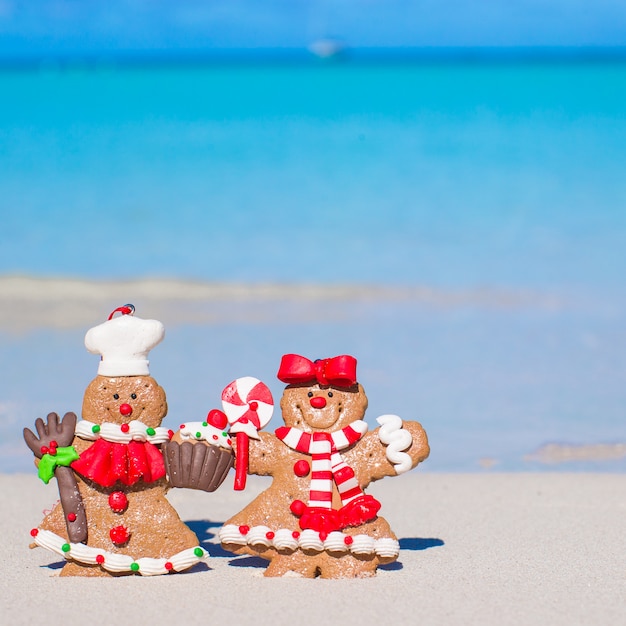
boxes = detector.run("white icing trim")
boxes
[376,415,413,474]
[75,420,171,445]
[178,421,233,450]
[219,524,399,558]
[32,529,208,576]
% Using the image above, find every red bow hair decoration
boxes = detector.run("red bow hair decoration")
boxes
[277,354,357,388]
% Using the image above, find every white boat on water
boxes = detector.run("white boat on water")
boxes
[308,38,346,59]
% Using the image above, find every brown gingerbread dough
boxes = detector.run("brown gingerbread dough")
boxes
[33,375,200,577]
[221,381,429,578]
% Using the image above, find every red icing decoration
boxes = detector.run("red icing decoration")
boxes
[110,525,130,545]
[333,465,355,483]
[290,500,307,517]
[108,491,129,513]
[338,494,381,529]
[277,354,357,388]
[71,440,165,487]
[108,305,134,320]
[239,525,250,535]
[344,535,353,545]
[67,513,77,522]
[179,424,185,430]
[233,431,249,491]
[293,460,310,477]
[165,562,173,571]
[30,528,39,537]
[310,396,327,409]
[168,429,174,440]
[248,401,258,411]
[96,554,105,564]
[298,506,342,532]
[120,422,130,432]
[319,531,328,541]
[212,434,218,441]
[266,531,275,540]
[207,409,228,430]
[239,417,249,424]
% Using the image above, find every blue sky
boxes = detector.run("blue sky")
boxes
[0,0,625,57]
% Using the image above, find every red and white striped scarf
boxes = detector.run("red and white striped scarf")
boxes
[275,421,367,509]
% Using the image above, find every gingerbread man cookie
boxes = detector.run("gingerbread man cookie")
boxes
[219,354,430,578]
[24,305,214,576]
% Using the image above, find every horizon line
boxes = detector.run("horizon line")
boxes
[2,45,626,70]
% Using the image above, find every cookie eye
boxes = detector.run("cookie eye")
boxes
[130,393,137,400]
[113,393,119,400]
[328,391,333,397]
[307,392,313,397]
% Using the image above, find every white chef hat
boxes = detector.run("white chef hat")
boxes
[85,305,165,377]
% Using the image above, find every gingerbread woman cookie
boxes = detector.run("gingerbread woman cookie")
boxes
[219,354,430,578]
[24,305,218,576]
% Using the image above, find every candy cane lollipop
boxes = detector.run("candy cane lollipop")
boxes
[221,376,274,490]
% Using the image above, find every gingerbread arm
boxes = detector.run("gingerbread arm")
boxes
[346,418,429,487]
[23,412,88,544]
[240,431,285,476]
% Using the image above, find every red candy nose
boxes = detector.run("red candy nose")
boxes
[119,403,133,416]
[310,396,327,409]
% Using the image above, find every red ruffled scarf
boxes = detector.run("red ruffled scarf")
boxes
[71,439,166,487]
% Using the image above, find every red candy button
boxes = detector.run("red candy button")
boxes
[110,525,130,545]
[293,460,310,477]
[108,491,129,513]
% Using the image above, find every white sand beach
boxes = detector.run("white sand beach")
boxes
[3,472,624,625]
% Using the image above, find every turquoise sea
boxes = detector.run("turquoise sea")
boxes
[1,57,625,472]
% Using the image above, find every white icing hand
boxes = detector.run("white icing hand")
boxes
[376,414,413,474]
